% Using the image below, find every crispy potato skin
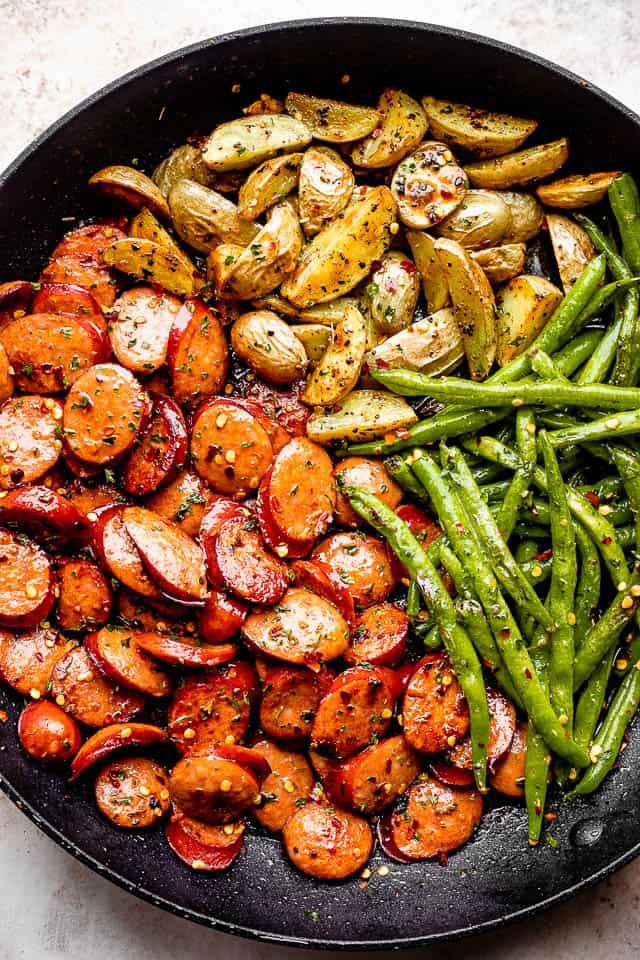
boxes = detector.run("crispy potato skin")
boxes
[285,92,379,143]
[202,115,312,171]
[536,171,621,209]
[298,147,354,236]
[237,154,302,220]
[422,95,537,158]
[495,274,563,366]
[464,138,569,190]
[546,213,596,293]
[301,302,367,406]
[352,89,427,169]
[231,310,308,384]
[305,389,417,444]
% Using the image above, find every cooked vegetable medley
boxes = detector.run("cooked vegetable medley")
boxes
[2,85,640,880]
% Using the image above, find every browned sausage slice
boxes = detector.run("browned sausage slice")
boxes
[145,469,212,538]
[282,802,372,880]
[168,298,229,408]
[51,645,145,727]
[0,395,63,488]
[239,377,309,437]
[191,399,273,498]
[252,739,315,832]
[63,363,151,465]
[345,602,408,666]
[264,437,336,544]
[242,587,350,668]
[166,815,245,871]
[0,280,34,330]
[32,281,106,333]
[325,735,421,814]
[402,653,470,754]
[40,221,127,309]
[210,514,288,605]
[63,479,126,518]
[168,661,257,754]
[0,529,55,628]
[122,506,208,601]
[310,665,401,758]
[334,456,402,527]
[199,496,251,572]
[385,776,483,861]
[387,503,445,580]
[109,287,182,373]
[92,506,162,599]
[18,700,82,764]
[69,722,168,780]
[0,343,14,402]
[169,754,260,824]
[135,632,237,669]
[0,486,90,545]
[289,559,355,626]
[259,664,333,745]
[0,627,73,696]
[56,558,112,631]
[311,532,397,608]
[121,394,187,496]
[197,589,247,644]
[95,757,171,828]
[85,626,173,697]
[448,687,516,773]
[489,721,527,797]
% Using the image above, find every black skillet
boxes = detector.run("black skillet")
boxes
[1,18,640,950]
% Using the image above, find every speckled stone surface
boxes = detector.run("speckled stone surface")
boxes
[1,2,640,957]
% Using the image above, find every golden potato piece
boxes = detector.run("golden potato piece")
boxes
[230,310,308,384]
[250,293,300,318]
[295,297,362,324]
[366,251,420,335]
[421,96,537,158]
[547,214,596,293]
[207,243,245,293]
[536,171,622,209]
[281,186,396,308]
[298,146,355,236]
[302,302,367,406]
[495,275,563,366]
[202,115,312,171]
[89,165,170,219]
[285,92,379,143]
[471,244,527,285]
[153,144,243,196]
[464,138,569,190]
[352,89,428,168]
[168,179,258,253]
[434,238,496,381]
[306,389,417,444]
[129,207,196,274]
[500,191,544,243]
[436,189,512,249]
[406,231,450,312]
[366,308,464,376]
[391,141,467,229]
[290,324,332,364]
[102,238,195,297]
[237,153,302,220]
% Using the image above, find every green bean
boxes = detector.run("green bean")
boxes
[574,526,601,652]
[574,648,616,750]
[609,444,640,551]
[406,578,421,619]
[608,174,640,274]
[520,555,552,586]
[552,329,605,374]
[516,539,541,565]
[410,450,589,767]
[420,624,443,650]
[575,213,630,279]
[481,480,512,503]
[525,645,551,845]
[345,486,490,791]
[496,408,536,541]
[528,496,632,529]
[548,408,640,449]
[513,524,552,540]
[578,475,625,501]
[611,287,640,386]
[573,569,640,690]
[577,278,640,325]
[576,315,623,385]
[613,630,640,677]
[529,349,569,382]
[384,455,431,504]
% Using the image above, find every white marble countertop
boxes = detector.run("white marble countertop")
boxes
[1,1,640,957]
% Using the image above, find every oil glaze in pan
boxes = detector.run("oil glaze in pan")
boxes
[1,18,640,949]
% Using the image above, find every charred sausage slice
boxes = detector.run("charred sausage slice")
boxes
[166,815,245,871]
[402,653,470,754]
[191,399,273,498]
[0,395,63,488]
[0,627,72,696]
[263,437,336,545]
[311,531,397,608]
[95,757,171,828]
[334,456,402,527]
[168,299,229,408]
[385,775,483,861]
[145,469,212,538]
[345,602,408,666]
[197,589,247,644]
[282,802,373,880]
[289,559,355,626]
[85,626,173,697]
[0,343,14,402]
[448,687,516,774]
[63,480,126,518]
[209,514,288,605]
[168,661,257,754]
[51,645,145,727]
[92,506,162,599]
[388,503,444,580]
[109,286,182,373]
[123,506,208,601]
[18,700,82,764]
[325,735,421,814]
[32,281,106,333]
[310,665,401,758]
[259,664,333,745]
[0,486,89,545]
[135,632,237,669]
[252,739,315,832]
[121,394,187,497]
[169,754,260,824]
[56,558,112,631]
[40,221,126,309]
[69,722,168,780]
[0,529,54,628]
[489,721,527,797]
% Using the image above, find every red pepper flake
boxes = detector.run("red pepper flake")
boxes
[0,710,7,723]
[524,668,532,679]
[500,628,511,639]
[585,490,600,507]
[395,428,410,440]
[400,260,417,274]
[602,536,613,545]
[544,812,557,822]
[535,549,553,562]
[535,804,542,815]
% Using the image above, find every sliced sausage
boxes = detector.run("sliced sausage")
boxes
[259,664,333,745]
[307,748,338,784]
[56,558,112,631]
[95,757,171,828]
[32,281,106,333]
[428,759,475,788]
[168,661,257,754]
[385,775,483,861]
[0,313,109,393]
[310,665,401,758]
[69,722,168,780]
[136,632,237,669]
[325,735,421,814]
[117,589,182,631]
[0,627,73,696]
[63,363,151,466]
[51,645,145,727]
[18,700,82,764]
[145,469,212,538]
[209,743,271,782]
[0,486,89,545]
[40,221,127,309]
[166,814,245,871]
[197,589,247,644]
[93,506,162,599]
[402,653,470,754]
[0,279,34,330]
[0,529,54,628]
[262,437,336,546]
[0,395,63,488]
[345,602,408,666]
[282,802,372,880]
[242,587,350,668]
[388,504,444,580]
[228,397,291,455]
[334,457,403,527]
[109,287,182,373]
[0,343,14,402]
[448,687,516,774]
[256,470,314,559]
[121,394,188,496]
[252,739,315,832]
[167,298,229,408]
[85,626,173,697]
[489,721,527,797]
[199,496,251,572]
[311,531,397,608]
[289,559,355,626]
[209,514,288,605]
[239,377,309,437]
[191,399,273,498]
[122,506,208,601]
[169,754,261,823]
[63,479,125,518]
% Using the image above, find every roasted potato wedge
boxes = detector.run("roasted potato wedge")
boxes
[298,146,355,236]
[251,293,301,318]
[295,296,362,324]
[207,243,245,292]
[230,310,308,384]
[495,274,563,365]
[351,89,428,168]
[434,238,496,380]
[405,231,450,311]
[536,171,622,209]
[391,141,467,229]
[435,189,512,249]
[237,153,303,220]
[546,213,596,292]
[499,191,544,243]
[471,243,527,285]
[281,186,396,307]
[365,308,464,375]
[202,115,312,171]
[129,207,195,272]
[213,202,303,300]
[302,301,367,405]
[366,251,420,335]
[152,144,243,197]
[168,179,258,254]
[89,165,170,219]
[464,138,569,190]
[306,389,417,443]
[102,238,196,296]
[285,92,379,143]
[421,96,537,158]
[291,323,332,364]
